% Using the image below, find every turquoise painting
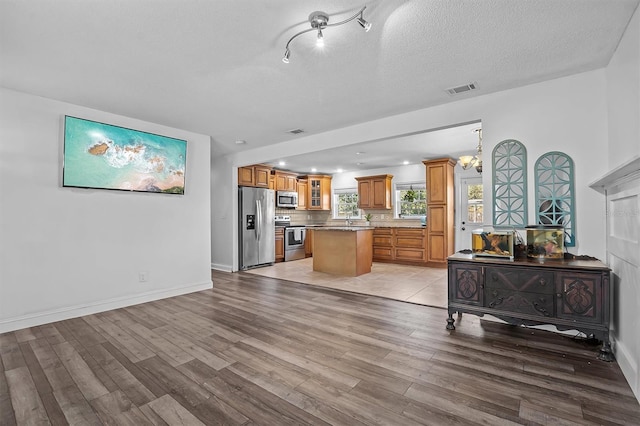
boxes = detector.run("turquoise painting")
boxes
[63,116,187,194]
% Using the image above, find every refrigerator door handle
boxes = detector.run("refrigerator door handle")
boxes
[256,199,261,240]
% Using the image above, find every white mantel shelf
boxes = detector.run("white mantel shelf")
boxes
[589,155,640,193]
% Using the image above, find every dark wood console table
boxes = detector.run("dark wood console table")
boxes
[447,253,613,361]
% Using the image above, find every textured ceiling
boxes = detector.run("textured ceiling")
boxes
[1,0,638,172]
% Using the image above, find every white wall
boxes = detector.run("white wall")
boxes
[210,154,236,272]
[212,69,610,271]
[606,4,640,167]
[604,4,640,402]
[0,88,212,333]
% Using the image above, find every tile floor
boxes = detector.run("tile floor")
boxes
[245,258,448,308]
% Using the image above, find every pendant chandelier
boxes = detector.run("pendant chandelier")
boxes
[459,128,483,173]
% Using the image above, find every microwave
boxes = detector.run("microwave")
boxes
[276,191,298,208]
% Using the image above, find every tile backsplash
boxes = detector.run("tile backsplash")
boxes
[277,208,423,228]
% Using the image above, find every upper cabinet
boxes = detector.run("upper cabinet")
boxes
[305,175,332,210]
[426,160,453,204]
[238,164,272,188]
[274,170,298,192]
[297,178,308,210]
[355,174,393,209]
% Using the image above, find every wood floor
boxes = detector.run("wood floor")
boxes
[2,271,638,425]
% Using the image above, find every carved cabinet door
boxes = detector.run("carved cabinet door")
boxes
[448,264,483,306]
[555,271,603,323]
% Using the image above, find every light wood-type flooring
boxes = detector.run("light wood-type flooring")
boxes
[246,258,448,308]
[2,270,639,425]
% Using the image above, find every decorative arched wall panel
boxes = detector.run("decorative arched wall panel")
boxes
[492,140,528,226]
[534,151,576,247]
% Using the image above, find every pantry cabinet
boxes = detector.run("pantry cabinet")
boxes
[423,159,455,267]
[355,174,393,209]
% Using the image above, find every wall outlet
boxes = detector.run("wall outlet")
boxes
[138,271,148,282]
[381,214,385,219]
[307,214,311,219]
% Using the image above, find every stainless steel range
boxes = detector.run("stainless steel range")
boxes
[275,215,307,261]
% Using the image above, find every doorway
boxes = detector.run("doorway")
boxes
[456,177,483,251]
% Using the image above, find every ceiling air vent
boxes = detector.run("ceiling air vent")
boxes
[446,82,478,96]
[286,128,305,135]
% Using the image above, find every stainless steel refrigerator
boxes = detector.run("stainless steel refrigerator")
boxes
[239,187,275,270]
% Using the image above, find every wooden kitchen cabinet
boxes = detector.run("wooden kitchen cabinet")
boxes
[275,227,285,262]
[238,166,255,186]
[238,164,272,188]
[274,170,298,192]
[447,253,613,361]
[304,228,313,257]
[355,174,393,209]
[305,175,332,210]
[297,178,308,210]
[372,227,393,261]
[394,228,426,263]
[423,158,455,267]
[372,227,426,265]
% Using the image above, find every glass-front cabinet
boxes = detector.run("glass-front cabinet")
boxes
[306,175,332,210]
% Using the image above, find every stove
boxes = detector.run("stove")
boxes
[274,215,292,227]
[274,216,307,261]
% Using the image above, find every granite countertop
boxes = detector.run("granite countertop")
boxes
[305,225,425,229]
[312,226,376,231]
[373,225,426,229]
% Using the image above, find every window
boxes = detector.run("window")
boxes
[333,189,361,219]
[395,183,426,218]
[466,183,483,223]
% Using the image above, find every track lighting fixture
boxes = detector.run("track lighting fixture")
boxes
[282,5,372,63]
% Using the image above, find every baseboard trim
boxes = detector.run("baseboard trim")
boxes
[0,280,213,334]
[211,263,233,272]
[613,336,640,403]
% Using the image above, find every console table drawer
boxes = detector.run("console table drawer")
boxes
[485,288,554,318]
[485,267,554,295]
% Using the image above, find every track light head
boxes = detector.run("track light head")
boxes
[357,15,372,32]
[316,28,324,47]
[282,48,290,63]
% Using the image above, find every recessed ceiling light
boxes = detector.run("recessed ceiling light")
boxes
[356,162,363,166]
[356,151,365,155]
[403,160,409,165]
[311,168,317,172]
[235,140,246,145]
[336,168,343,173]
[279,161,286,166]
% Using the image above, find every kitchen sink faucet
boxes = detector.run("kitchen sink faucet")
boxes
[346,213,353,226]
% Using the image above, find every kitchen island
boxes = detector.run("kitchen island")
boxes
[312,227,374,276]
